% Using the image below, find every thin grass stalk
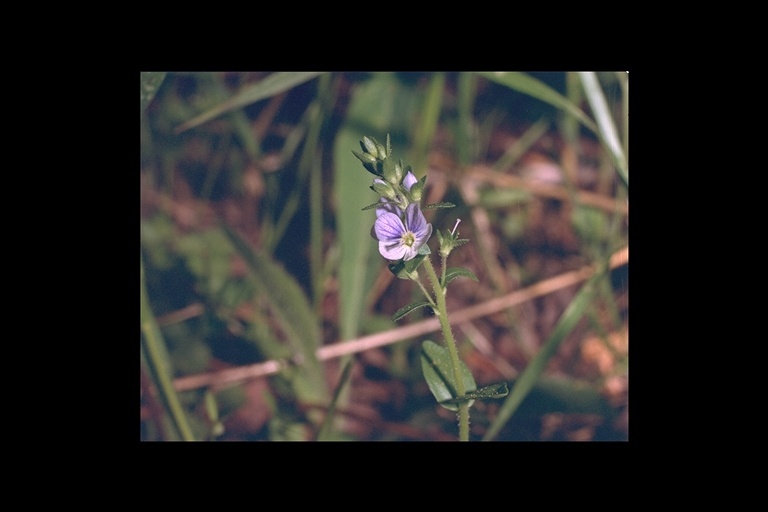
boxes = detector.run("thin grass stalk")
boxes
[316,359,353,441]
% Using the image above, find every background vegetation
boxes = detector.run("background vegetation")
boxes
[140,71,628,441]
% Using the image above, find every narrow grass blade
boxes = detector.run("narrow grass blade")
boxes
[303,74,337,312]
[493,117,550,171]
[456,72,477,166]
[316,359,354,441]
[578,72,628,186]
[175,72,324,133]
[334,128,378,339]
[409,72,444,174]
[477,72,598,135]
[140,253,195,441]
[482,261,608,441]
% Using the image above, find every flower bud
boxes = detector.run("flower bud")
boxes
[372,179,398,200]
[375,140,387,159]
[352,149,377,166]
[408,179,424,202]
[382,158,402,185]
[361,136,380,158]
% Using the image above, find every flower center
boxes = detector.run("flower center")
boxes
[401,231,416,247]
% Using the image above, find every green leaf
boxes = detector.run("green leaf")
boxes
[392,301,433,322]
[140,72,166,115]
[422,201,455,211]
[175,72,324,133]
[442,267,478,287]
[420,340,477,412]
[440,382,509,404]
[221,225,328,403]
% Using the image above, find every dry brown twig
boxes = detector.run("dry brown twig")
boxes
[173,246,628,392]
[467,165,628,216]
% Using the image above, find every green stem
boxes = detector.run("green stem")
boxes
[422,257,469,441]
[413,274,437,309]
[441,253,448,287]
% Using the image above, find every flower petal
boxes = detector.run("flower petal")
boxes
[401,244,420,261]
[403,171,418,191]
[414,223,432,250]
[379,240,408,260]
[375,198,400,218]
[374,211,405,242]
[404,203,425,233]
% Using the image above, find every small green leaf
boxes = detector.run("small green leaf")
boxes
[362,198,401,211]
[422,202,455,211]
[388,252,428,280]
[392,301,433,322]
[440,382,509,405]
[420,340,477,411]
[361,201,383,211]
[442,267,479,287]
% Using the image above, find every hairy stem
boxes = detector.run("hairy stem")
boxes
[423,257,469,441]
[413,274,437,309]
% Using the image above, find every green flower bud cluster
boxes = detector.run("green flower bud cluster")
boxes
[353,134,426,213]
[352,135,392,178]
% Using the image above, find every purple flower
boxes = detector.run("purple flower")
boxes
[375,199,400,217]
[374,202,432,261]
